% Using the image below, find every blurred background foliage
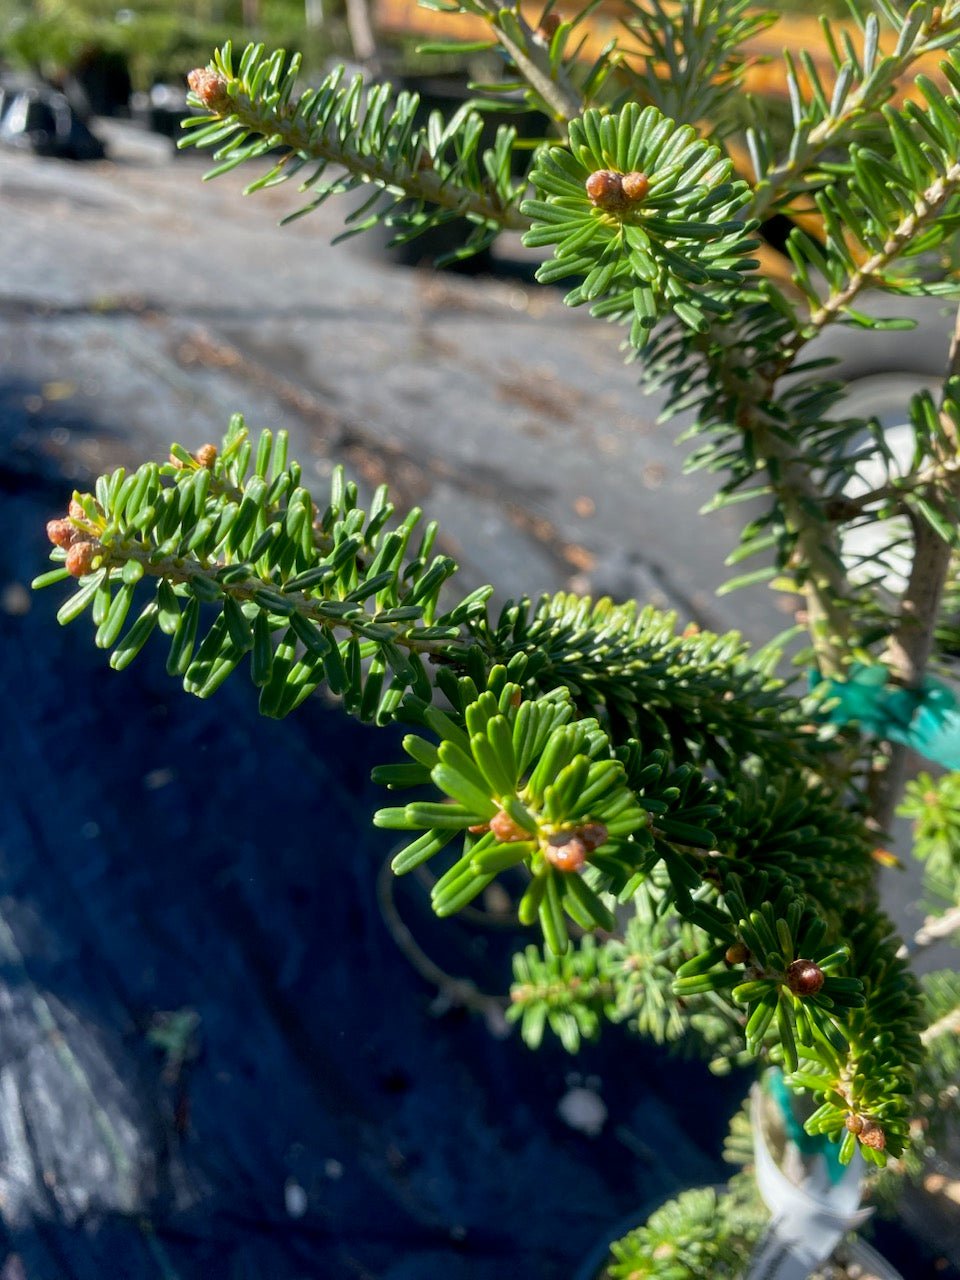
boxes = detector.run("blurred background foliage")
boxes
[0,0,871,103]
[0,0,344,93]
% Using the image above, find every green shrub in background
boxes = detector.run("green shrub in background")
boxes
[0,0,338,92]
[33,0,960,1273]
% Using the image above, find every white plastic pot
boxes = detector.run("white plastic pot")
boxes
[747,1077,903,1280]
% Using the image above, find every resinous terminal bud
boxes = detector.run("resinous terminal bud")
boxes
[187,68,230,111]
[195,443,218,469]
[785,958,825,996]
[65,541,100,577]
[490,809,532,843]
[585,169,649,212]
[621,171,650,202]
[585,170,627,212]
[544,832,588,872]
[858,1119,886,1151]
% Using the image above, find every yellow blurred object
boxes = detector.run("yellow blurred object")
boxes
[41,381,77,402]
[870,846,905,869]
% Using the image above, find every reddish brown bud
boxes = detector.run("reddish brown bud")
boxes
[578,822,608,852]
[490,810,532,843]
[187,68,230,112]
[786,959,825,996]
[538,13,561,40]
[47,519,77,549]
[621,171,650,203]
[195,443,218,469]
[468,822,491,835]
[844,1113,864,1135]
[930,6,943,33]
[858,1120,886,1151]
[68,498,86,520]
[65,541,99,577]
[585,170,627,212]
[725,941,750,966]
[544,833,587,873]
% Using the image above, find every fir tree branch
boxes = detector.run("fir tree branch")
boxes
[471,0,584,124]
[749,4,954,221]
[183,52,529,236]
[804,160,960,336]
[870,303,960,832]
[112,538,465,659]
[920,991,960,1043]
[376,855,507,1016]
[696,333,854,674]
[822,456,960,521]
[913,902,960,953]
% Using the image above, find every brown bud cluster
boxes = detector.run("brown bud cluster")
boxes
[545,833,587,873]
[585,169,649,213]
[858,1120,886,1151]
[46,519,84,550]
[195,443,218,469]
[187,68,230,112]
[543,821,608,873]
[47,494,105,576]
[585,170,625,211]
[785,959,825,997]
[65,541,100,577]
[490,810,532,844]
[621,171,650,202]
[844,1113,864,1135]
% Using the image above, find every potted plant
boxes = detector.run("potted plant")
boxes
[33,1,960,1274]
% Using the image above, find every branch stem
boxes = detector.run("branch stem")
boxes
[703,339,853,675]
[224,91,530,232]
[474,0,583,125]
[113,539,470,660]
[914,902,960,956]
[804,162,960,338]
[920,995,960,1045]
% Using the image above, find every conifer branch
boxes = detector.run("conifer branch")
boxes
[914,903,960,953]
[182,50,529,241]
[870,304,960,832]
[750,3,957,220]
[804,161,960,336]
[920,997,960,1044]
[471,0,584,124]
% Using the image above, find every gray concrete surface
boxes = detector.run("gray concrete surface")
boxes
[0,125,796,639]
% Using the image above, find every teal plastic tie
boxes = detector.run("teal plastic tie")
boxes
[810,663,960,769]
